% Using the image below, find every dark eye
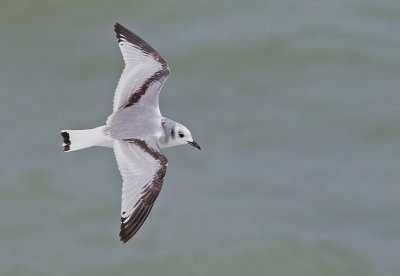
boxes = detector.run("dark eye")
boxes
[179,133,184,138]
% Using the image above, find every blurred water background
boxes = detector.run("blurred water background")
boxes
[1,0,400,275]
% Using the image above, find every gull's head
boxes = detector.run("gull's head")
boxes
[170,123,201,150]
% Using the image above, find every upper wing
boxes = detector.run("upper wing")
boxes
[114,138,168,243]
[112,23,170,113]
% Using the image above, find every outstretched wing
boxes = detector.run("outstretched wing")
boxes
[114,138,168,243]
[112,23,170,113]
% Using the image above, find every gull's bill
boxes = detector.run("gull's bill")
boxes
[187,141,201,150]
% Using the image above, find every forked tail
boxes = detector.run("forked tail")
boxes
[60,125,113,152]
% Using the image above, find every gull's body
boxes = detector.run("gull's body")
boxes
[60,23,200,243]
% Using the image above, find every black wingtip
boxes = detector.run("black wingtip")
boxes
[61,131,71,152]
[114,22,132,43]
[114,22,131,38]
[114,22,123,41]
[120,237,126,244]
[114,22,123,32]
[113,22,169,69]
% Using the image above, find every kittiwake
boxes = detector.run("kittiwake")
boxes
[60,22,201,243]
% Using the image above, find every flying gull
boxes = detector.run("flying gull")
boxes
[60,23,200,243]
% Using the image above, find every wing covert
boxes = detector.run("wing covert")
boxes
[114,138,168,243]
[112,23,170,113]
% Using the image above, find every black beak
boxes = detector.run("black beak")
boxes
[187,141,201,150]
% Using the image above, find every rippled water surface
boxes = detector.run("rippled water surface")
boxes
[1,1,400,275]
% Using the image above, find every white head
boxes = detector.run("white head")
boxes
[160,121,201,150]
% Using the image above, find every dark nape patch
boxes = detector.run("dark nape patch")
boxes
[61,132,71,152]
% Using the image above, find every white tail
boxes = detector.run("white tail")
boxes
[60,125,113,152]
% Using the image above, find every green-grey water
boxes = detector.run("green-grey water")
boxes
[1,0,400,275]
